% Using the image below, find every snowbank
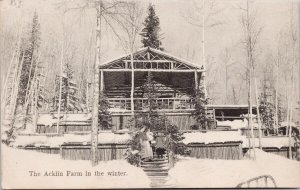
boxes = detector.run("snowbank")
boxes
[217,119,258,129]
[169,149,300,188]
[11,133,132,148]
[217,120,247,129]
[37,113,92,127]
[1,145,150,189]
[242,136,295,149]
[182,131,247,145]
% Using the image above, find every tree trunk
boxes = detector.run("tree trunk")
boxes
[254,76,262,149]
[11,53,25,131]
[57,35,64,135]
[248,67,255,160]
[91,1,102,166]
[288,58,295,159]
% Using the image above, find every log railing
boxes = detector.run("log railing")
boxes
[236,175,277,188]
[107,97,194,111]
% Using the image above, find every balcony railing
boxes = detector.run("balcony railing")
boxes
[107,98,195,111]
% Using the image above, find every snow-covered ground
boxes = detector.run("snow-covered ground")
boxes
[1,145,150,189]
[2,144,299,188]
[169,149,300,188]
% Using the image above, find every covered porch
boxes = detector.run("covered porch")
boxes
[98,47,204,113]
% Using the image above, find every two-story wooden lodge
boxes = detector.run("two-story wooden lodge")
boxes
[99,47,204,131]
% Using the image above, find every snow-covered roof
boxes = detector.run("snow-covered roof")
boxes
[182,131,247,145]
[37,113,92,126]
[217,119,259,129]
[243,136,296,149]
[182,131,295,149]
[11,133,132,148]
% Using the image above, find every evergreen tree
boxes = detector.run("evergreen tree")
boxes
[143,71,159,129]
[53,62,81,112]
[124,72,185,166]
[17,11,40,107]
[140,4,163,50]
[259,78,276,133]
[192,79,209,129]
[4,12,41,143]
[98,92,113,130]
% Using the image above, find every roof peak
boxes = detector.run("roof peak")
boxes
[99,47,203,71]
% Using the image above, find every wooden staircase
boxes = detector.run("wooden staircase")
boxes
[141,153,173,188]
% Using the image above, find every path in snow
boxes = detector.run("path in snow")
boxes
[141,153,175,188]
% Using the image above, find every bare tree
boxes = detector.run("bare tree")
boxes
[219,46,237,104]
[183,0,224,100]
[100,1,143,116]
[239,0,263,157]
[287,2,298,159]
[58,0,129,166]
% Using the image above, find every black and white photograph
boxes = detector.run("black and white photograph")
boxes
[1,0,300,188]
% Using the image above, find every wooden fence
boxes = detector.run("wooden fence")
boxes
[23,146,60,154]
[60,143,130,161]
[187,142,243,160]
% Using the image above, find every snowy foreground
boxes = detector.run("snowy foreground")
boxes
[169,149,300,188]
[2,145,300,188]
[1,145,150,189]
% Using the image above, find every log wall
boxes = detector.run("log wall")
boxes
[167,114,197,130]
[187,142,243,160]
[111,113,197,131]
[60,144,130,161]
[111,115,132,131]
[36,125,91,134]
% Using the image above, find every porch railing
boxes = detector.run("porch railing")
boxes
[107,98,195,111]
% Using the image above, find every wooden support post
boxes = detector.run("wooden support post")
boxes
[100,70,104,91]
[213,108,216,128]
[194,70,198,91]
[130,54,134,115]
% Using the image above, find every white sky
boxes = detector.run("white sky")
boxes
[0,0,299,107]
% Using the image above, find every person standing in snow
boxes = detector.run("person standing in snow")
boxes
[140,126,154,161]
[154,132,166,158]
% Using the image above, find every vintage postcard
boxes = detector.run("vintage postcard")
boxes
[1,0,300,188]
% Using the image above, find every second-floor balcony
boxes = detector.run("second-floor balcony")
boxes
[107,97,195,112]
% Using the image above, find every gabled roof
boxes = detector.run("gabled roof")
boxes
[99,47,203,70]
